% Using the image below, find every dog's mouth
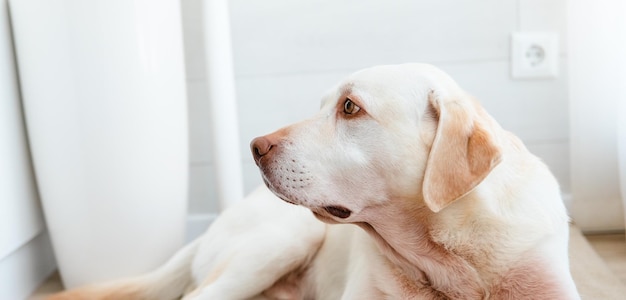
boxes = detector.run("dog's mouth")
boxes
[324,206,352,219]
[274,195,352,220]
[278,195,297,205]
[261,178,297,205]
[312,206,352,224]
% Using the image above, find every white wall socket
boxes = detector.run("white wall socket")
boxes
[511,32,559,79]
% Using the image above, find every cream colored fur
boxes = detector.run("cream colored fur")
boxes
[49,64,580,299]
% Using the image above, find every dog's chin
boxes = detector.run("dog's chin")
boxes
[312,211,342,224]
[262,176,354,221]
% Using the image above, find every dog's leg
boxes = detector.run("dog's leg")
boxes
[182,231,316,300]
[182,187,325,300]
[46,237,201,300]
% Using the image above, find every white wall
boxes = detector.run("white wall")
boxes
[0,0,56,298]
[181,0,571,218]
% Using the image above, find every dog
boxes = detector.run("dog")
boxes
[49,63,580,299]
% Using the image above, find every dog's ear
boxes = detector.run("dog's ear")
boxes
[422,92,502,212]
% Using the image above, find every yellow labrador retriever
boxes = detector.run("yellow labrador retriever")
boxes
[50,64,580,299]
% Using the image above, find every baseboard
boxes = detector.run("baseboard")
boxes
[185,213,218,242]
[0,230,56,300]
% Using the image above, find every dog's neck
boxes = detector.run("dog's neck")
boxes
[357,198,489,299]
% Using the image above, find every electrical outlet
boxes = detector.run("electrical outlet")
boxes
[511,32,559,79]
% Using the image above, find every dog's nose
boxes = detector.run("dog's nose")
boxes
[251,136,273,164]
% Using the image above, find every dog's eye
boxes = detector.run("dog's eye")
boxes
[343,99,361,115]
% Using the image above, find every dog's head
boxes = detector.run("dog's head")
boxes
[251,64,502,224]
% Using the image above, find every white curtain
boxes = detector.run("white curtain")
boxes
[569,0,626,232]
[203,0,244,210]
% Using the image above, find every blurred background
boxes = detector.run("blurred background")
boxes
[2,0,625,298]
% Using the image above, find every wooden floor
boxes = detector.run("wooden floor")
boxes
[29,233,626,299]
[586,232,626,284]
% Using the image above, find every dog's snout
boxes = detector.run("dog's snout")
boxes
[251,136,274,163]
